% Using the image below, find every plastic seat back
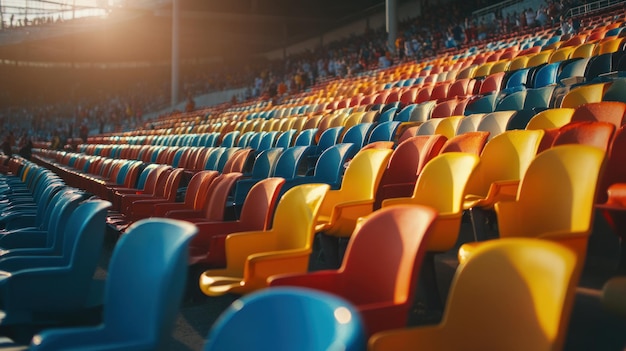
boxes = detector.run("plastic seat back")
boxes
[374,135,447,209]
[526,108,575,130]
[408,101,436,122]
[275,129,297,148]
[315,126,344,156]
[441,131,489,154]
[294,128,317,146]
[603,78,626,103]
[552,121,615,151]
[464,130,544,201]
[394,104,417,122]
[204,172,243,221]
[338,205,437,332]
[369,239,579,351]
[524,85,555,109]
[273,146,314,179]
[477,111,516,140]
[571,101,626,128]
[204,287,366,351]
[561,83,608,108]
[495,90,526,111]
[29,219,197,351]
[455,114,484,135]
[381,152,480,251]
[495,145,606,258]
[367,121,400,143]
[532,62,560,88]
[220,131,240,148]
[341,123,374,149]
[204,147,226,171]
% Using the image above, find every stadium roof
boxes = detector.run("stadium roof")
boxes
[0,0,388,65]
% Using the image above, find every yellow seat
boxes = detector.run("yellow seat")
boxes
[463,130,544,241]
[434,116,464,139]
[560,82,609,108]
[369,238,579,351]
[571,43,596,59]
[464,129,544,210]
[527,50,553,68]
[199,183,329,296]
[315,148,393,238]
[526,108,575,130]
[473,62,495,78]
[549,46,575,63]
[458,145,606,268]
[382,152,480,252]
[509,55,530,70]
[489,59,511,74]
[594,37,623,55]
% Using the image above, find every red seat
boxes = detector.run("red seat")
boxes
[166,172,243,223]
[269,205,437,336]
[374,135,447,210]
[152,170,219,217]
[552,121,615,151]
[570,101,626,129]
[439,131,490,155]
[188,177,285,267]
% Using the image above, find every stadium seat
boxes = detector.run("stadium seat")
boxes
[270,205,437,336]
[199,183,329,296]
[204,287,366,351]
[369,239,579,351]
[28,218,196,350]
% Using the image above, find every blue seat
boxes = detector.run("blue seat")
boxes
[0,176,65,230]
[341,123,374,149]
[275,129,297,148]
[205,133,219,147]
[495,90,527,111]
[377,107,398,123]
[532,62,561,88]
[272,146,315,180]
[204,147,227,171]
[203,287,366,351]
[393,104,417,122]
[220,131,240,148]
[279,143,357,198]
[232,148,284,207]
[558,58,590,84]
[503,68,529,93]
[236,131,255,148]
[0,188,87,254]
[169,148,186,168]
[247,131,265,150]
[216,147,241,173]
[0,200,111,328]
[29,218,197,350]
[294,128,318,146]
[367,121,401,144]
[465,94,498,114]
[315,127,344,157]
[505,108,541,130]
[524,85,555,109]
[257,131,279,151]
